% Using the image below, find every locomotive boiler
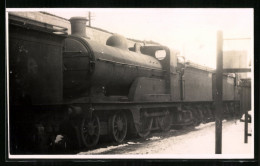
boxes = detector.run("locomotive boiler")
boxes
[8,14,241,154]
[63,17,166,99]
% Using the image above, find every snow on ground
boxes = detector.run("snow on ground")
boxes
[78,144,129,155]
[78,119,253,157]
[222,120,252,155]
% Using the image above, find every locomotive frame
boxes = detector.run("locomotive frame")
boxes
[8,13,241,154]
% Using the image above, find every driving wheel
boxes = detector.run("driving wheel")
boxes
[157,112,172,131]
[108,112,127,143]
[80,114,100,148]
[136,113,153,138]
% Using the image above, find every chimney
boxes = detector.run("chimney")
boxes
[69,17,88,37]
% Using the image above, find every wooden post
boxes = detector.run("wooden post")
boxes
[241,79,251,143]
[88,12,91,27]
[215,31,223,154]
[245,108,248,143]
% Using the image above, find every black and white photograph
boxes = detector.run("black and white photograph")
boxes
[6,8,254,159]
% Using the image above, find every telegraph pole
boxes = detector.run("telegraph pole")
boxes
[88,12,91,27]
[215,31,223,154]
[214,30,251,154]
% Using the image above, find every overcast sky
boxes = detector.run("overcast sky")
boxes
[8,8,253,68]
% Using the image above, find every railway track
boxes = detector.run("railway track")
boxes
[78,118,247,155]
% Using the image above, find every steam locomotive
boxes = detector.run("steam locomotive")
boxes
[8,14,240,154]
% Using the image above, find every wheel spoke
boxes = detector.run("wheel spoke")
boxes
[115,130,119,137]
[118,116,121,122]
